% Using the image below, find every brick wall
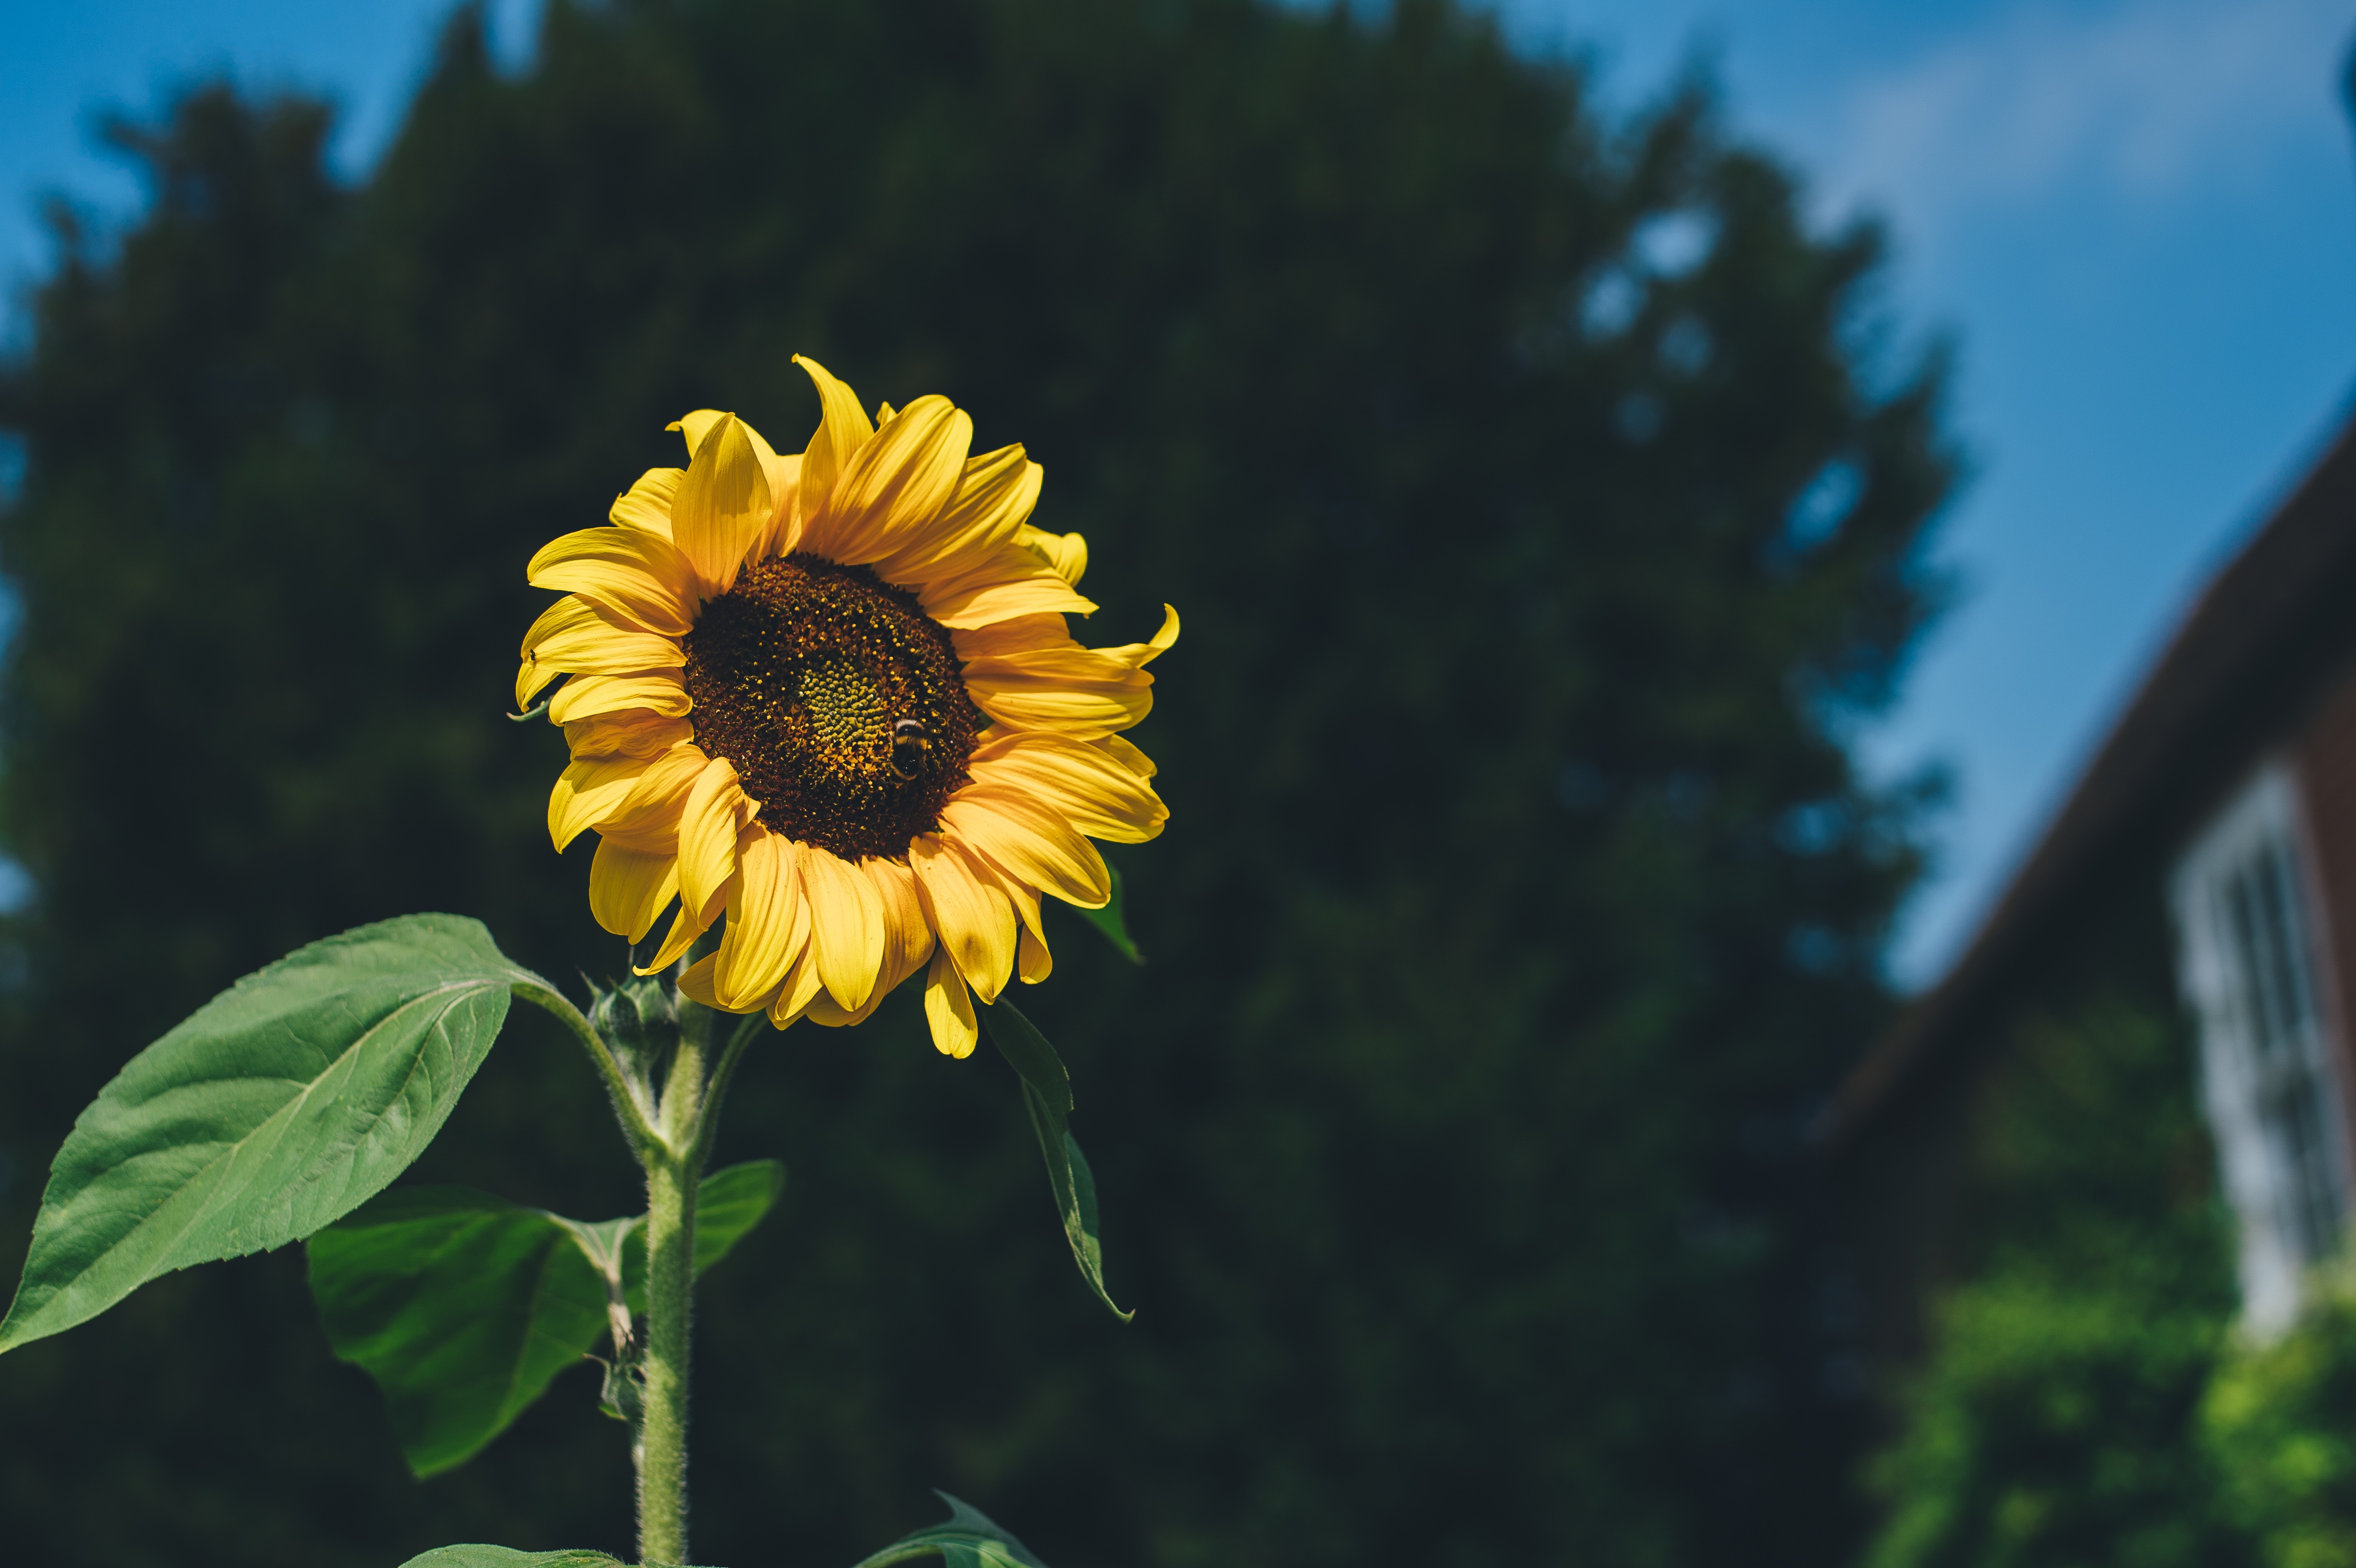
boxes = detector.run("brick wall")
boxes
[2296,653,2356,1128]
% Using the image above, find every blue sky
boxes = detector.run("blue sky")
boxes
[2,0,2352,987]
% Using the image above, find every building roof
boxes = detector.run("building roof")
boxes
[1817,409,2356,1152]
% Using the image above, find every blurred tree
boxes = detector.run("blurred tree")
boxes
[1862,983,2251,1568]
[0,1,1953,1564]
[2209,1268,2356,1568]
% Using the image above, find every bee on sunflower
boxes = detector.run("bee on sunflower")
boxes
[516,356,1176,1058]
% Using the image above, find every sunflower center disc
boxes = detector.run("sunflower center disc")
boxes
[682,553,982,861]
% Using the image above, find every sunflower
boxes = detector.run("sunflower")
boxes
[517,357,1174,1057]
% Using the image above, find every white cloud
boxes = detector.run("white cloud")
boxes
[1820,0,2352,233]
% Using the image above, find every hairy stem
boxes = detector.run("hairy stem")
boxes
[513,980,663,1159]
[637,1003,710,1566]
[686,1013,767,1173]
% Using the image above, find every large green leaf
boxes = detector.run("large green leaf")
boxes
[395,1549,625,1567]
[308,1188,608,1477]
[0,914,536,1355]
[309,1162,785,1475]
[849,1491,1052,1568]
[1073,862,1144,964]
[977,1000,1131,1322]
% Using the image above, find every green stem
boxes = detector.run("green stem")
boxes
[639,1150,698,1565]
[637,997,713,1566]
[686,1014,767,1173]
[513,980,663,1160]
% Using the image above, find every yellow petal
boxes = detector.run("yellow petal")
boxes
[868,856,936,980]
[1017,922,1052,984]
[1092,733,1158,779]
[564,712,692,762]
[792,355,875,535]
[951,613,1069,661]
[806,859,936,1027]
[1015,524,1088,586]
[964,677,1151,739]
[810,395,973,565]
[918,543,1097,630]
[676,411,799,558]
[942,795,1113,908]
[956,605,1175,684]
[956,645,1138,684]
[802,995,854,1027]
[549,751,653,851]
[754,451,805,559]
[801,845,887,1013]
[766,941,828,1027]
[517,597,682,707]
[596,741,709,852]
[548,673,690,725]
[528,527,700,636]
[870,444,1042,585]
[1102,604,1179,668]
[636,894,717,975]
[713,828,809,1011]
[956,849,1050,984]
[671,413,774,596]
[669,409,726,455]
[923,945,979,1058]
[909,833,1017,1004]
[964,731,1168,842]
[677,755,756,925]
[612,467,684,540]
[677,952,720,1007]
[588,837,680,942]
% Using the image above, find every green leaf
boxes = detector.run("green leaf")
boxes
[0,914,536,1355]
[977,1000,1131,1322]
[308,1188,609,1477]
[309,1162,785,1475]
[395,1549,626,1568]
[1074,861,1144,964]
[848,1491,1052,1568]
[620,1157,787,1312]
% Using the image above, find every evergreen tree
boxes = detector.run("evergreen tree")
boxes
[0,2,1953,1563]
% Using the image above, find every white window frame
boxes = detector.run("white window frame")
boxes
[2169,760,2351,1336]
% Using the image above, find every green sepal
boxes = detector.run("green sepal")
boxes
[308,1161,785,1476]
[977,999,1132,1322]
[395,1549,626,1567]
[848,1491,1052,1568]
[0,914,538,1355]
[1075,862,1144,964]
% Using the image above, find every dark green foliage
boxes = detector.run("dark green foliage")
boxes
[1865,993,2252,1568]
[2208,1273,2356,1568]
[850,1491,1052,1568]
[979,997,1129,1320]
[305,1160,784,1477]
[310,1186,614,1479]
[0,1,1951,1564]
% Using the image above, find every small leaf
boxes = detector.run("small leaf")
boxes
[308,1188,608,1477]
[395,1549,626,1568]
[622,1159,787,1311]
[1075,862,1143,964]
[0,915,537,1355]
[309,1162,786,1474]
[848,1490,1051,1568]
[977,1000,1131,1322]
